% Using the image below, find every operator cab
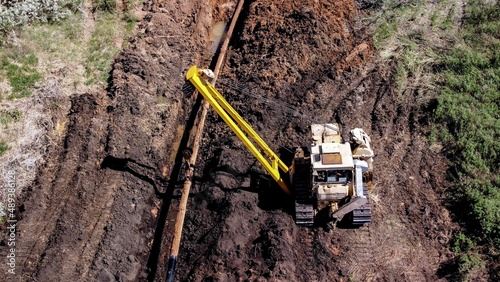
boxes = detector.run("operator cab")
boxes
[313,169,352,184]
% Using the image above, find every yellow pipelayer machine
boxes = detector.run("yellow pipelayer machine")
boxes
[186,66,291,194]
[186,65,374,226]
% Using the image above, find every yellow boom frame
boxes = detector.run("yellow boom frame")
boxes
[186,66,290,194]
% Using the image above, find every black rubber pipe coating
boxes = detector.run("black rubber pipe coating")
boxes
[166,256,177,282]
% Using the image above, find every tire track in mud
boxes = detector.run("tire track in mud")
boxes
[344,228,375,280]
[302,229,319,282]
[16,93,110,280]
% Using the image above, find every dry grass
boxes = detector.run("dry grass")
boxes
[0,80,68,204]
[370,0,464,100]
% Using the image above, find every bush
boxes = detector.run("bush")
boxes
[458,253,484,281]
[0,0,81,35]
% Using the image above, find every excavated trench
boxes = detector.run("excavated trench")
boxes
[1,0,458,281]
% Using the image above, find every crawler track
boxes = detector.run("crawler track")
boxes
[352,183,372,225]
[293,150,314,226]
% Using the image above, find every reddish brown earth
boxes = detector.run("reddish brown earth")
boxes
[0,0,458,281]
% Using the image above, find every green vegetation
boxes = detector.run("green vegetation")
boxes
[457,253,485,281]
[94,0,117,12]
[84,1,138,85]
[440,4,456,30]
[373,0,499,279]
[86,0,139,84]
[0,109,22,128]
[452,232,476,253]
[85,13,121,85]
[452,232,485,280]
[0,139,8,156]
[0,0,139,97]
[370,0,440,101]
[0,1,138,160]
[373,18,397,49]
[432,0,499,279]
[0,53,42,99]
[0,109,21,156]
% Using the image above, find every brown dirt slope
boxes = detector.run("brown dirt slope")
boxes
[1,0,212,281]
[177,1,456,281]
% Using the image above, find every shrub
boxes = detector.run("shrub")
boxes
[452,233,476,253]
[458,253,484,281]
[0,0,81,35]
[85,13,119,84]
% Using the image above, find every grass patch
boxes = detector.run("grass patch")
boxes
[0,11,86,99]
[0,139,8,156]
[85,0,139,85]
[457,253,485,281]
[431,0,500,278]
[372,0,498,278]
[373,18,397,49]
[440,4,456,30]
[371,0,441,101]
[0,109,22,128]
[1,1,138,93]
[0,53,42,99]
[85,13,121,85]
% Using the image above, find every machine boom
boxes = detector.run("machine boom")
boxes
[186,66,291,194]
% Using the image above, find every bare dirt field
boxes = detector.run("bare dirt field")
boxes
[0,0,459,281]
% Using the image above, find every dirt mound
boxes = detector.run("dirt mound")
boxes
[230,0,371,87]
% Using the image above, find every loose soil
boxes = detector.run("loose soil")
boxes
[178,1,457,281]
[0,0,458,281]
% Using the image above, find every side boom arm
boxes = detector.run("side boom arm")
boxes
[186,66,291,194]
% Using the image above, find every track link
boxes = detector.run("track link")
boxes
[352,183,371,226]
[293,150,314,226]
